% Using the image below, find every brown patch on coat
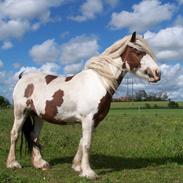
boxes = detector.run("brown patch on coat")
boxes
[45,75,58,84]
[26,99,36,112]
[117,72,124,85]
[65,75,74,82]
[122,63,126,69]
[24,84,34,98]
[41,90,64,124]
[117,62,128,85]
[121,46,146,70]
[93,92,112,127]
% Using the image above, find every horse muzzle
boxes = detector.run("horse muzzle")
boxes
[147,68,161,83]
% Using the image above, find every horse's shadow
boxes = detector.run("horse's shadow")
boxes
[49,154,183,174]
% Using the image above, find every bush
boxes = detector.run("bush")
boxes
[144,103,151,109]
[168,101,179,109]
[153,104,159,109]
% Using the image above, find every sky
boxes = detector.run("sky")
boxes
[0,0,183,101]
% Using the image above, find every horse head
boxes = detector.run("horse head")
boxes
[122,32,161,83]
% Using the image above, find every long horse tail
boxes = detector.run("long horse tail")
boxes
[20,114,34,156]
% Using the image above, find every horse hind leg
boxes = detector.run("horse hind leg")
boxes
[6,104,26,168]
[31,116,49,170]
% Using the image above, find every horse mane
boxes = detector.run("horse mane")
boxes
[85,34,156,93]
[103,35,156,60]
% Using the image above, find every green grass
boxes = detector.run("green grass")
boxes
[1,102,183,182]
[112,101,183,109]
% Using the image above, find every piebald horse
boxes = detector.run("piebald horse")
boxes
[7,32,160,179]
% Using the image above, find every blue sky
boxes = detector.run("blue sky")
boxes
[0,0,183,101]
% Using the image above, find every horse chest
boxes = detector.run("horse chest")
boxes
[93,92,112,127]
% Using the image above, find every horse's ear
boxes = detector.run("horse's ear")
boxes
[130,32,136,42]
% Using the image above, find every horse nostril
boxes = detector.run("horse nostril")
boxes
[144,69,148,75]
[156,70,161,79]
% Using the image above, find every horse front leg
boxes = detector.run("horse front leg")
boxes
[72,138,83,172]
[79,115,98,179]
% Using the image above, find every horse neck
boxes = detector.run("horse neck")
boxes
[102,57,127,95]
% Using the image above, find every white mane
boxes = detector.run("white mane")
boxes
[86,35,156,93]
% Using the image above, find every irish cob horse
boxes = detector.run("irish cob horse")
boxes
[7,32,160,179]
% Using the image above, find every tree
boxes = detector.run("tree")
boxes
[0,96,10,107]
[168,101,179,109]
[135,90,147,101]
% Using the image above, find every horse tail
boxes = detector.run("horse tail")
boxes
[20,114,34,156]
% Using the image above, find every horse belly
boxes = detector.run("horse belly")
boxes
[37,92,82,125]
[40,104,82,125]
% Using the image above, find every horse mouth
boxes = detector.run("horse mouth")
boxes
[149,77,160,83]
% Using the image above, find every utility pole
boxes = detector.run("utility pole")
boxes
[126,76,129,97]
[132,76,134,99]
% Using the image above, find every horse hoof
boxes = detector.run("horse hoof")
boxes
[72,164,81,172]
[6,160,22,169]
[79,170,99,180]
[42,163,50,170]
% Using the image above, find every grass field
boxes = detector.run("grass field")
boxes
[1,102,183,182]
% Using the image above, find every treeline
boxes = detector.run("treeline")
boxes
[113,90,168,102]
[144,101,180,109]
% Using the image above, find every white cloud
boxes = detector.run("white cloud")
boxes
[29,35,99,67]
[69,0,120,22]
[177,0,183,4]
[40,63,60,75]
[0,0,62,21]
[64,63,83,74]
[1,41,13,50]
[69,0,103,22]
[109,0,174,32]
[60,35,99,64]
[174,15,183,26]
[105,0,119,7]
[0,60,4,68]
[144,26,183,61]
[12,62,22,69]
[31,22,41,31]
[156,64,183,100]
[14,63,60,80]
[0,0,63,41]
[116,63,183,101]
[0,19,30,41]
[30,39,60,64]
